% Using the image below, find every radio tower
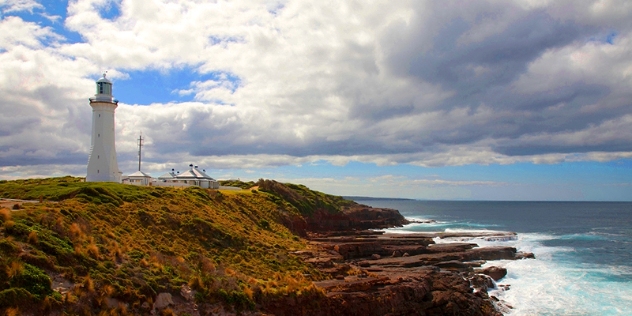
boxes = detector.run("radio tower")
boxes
[137,133,144,171]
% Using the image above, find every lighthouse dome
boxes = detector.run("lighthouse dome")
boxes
[96,76,112,84]
[93,73,114,101]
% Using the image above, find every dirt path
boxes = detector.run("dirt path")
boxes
[0,198,41,210]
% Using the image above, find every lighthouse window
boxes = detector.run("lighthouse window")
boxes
[97,170,100,173]
[99,114,101,117]
[98,134,100,137]
[99,83,104,94]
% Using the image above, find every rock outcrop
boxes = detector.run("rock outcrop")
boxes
[304,204,409,232]
[292,229,534,316]
[481,266,508,281]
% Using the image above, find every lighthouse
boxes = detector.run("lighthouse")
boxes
[86,73,122,182]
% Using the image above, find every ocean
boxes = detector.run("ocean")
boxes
[352,199,632,316]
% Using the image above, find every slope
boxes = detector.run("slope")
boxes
[0,177,336,315]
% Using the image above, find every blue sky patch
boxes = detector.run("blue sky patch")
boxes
[605,31,617,44]
[589,31,618,45]
[110,68,241,105]
[98,0,121,21]
[1,1,84,44]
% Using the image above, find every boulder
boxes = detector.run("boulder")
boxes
[153,292,174,310]
[371,254,381,260]
[516,252,536,259]
[180,284,195,301]
[469,274,495,291]
[481,266,507,281]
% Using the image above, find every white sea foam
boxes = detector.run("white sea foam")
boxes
[385,224,632,314]
[485,233,632,315]
[369,200,632,315]
[399,228,632,314]
[403,215,437,222]
[444,228,499,233]
[381,218,452,234]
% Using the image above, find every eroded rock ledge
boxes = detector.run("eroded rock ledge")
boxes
[269,200,533,315]
[285,226,534,316]
[274,200,533,315]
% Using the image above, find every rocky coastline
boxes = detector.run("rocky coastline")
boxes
[0,178,534,315]
[276,203,534,316]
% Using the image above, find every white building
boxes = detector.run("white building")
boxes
[126,170,153,186]
[155,164,220,189]
[86,74,122,182]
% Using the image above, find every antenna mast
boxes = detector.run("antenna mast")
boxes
[137,133,144,171]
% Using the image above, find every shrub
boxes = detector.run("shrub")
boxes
[259,219,270,230]
[20,253,55,270]
[0,239,20,255]
[5,261,24,279]
[217,289,255,311]
[0,208,10,222]
[5,221,29,237]
[51,291,62,302]
[0,288,34,308]
[10,263,53,299]
[27,231,38,244]
[86,243,100,260]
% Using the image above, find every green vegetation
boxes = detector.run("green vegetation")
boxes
[256,179,354,215]
[218,180,256,190]
[0,177,349,315]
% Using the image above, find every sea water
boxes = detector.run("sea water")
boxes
[352,199,632,316]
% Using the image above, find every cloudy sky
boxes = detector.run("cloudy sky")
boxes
[1,0,631,200]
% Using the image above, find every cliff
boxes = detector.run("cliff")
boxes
[0,177,522,315]
[256,179,409,234]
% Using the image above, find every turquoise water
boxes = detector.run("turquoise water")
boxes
[352,200,632,315]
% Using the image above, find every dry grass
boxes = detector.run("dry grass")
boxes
[27,230,38,244]
[5,261,24,278]
[0,177,344,314]
[0,208,11,221]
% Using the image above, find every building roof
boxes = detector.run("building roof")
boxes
[127,170,152,178]
[96,73,112,84]
[175,165,216,181]
[157,172,176,179]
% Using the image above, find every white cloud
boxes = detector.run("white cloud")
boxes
[0,0,43,14]
[0,16,59,49]
[1,0,632,180]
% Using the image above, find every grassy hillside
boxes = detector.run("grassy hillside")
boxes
[0,177,344,315]
[256,179,354,216]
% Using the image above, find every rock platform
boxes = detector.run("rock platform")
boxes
[260,202,536,315]
[290,227,533,316]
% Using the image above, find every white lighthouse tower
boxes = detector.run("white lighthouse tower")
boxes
[86,73,122,182]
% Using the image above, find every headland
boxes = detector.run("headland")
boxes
[0,177,532,315]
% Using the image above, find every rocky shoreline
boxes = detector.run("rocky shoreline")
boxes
[278,204,535,316]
